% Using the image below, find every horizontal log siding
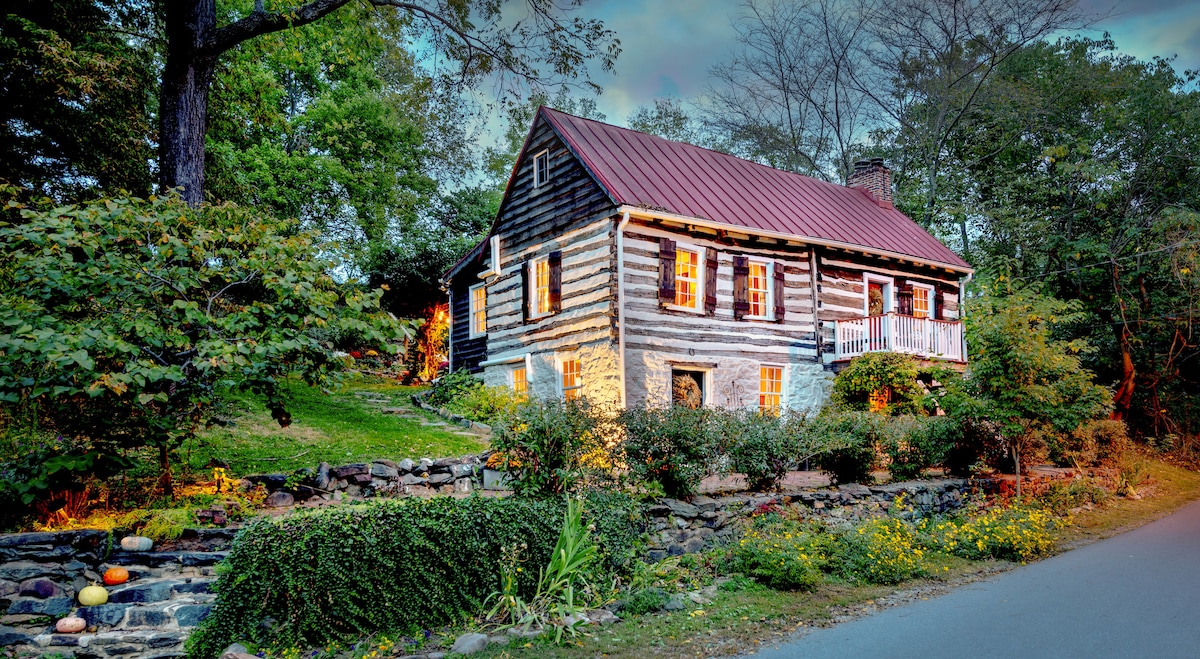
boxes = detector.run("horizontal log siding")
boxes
[622,221,818,363]
[449,277,486,373]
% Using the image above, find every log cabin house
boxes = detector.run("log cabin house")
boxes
[441,107,973,412]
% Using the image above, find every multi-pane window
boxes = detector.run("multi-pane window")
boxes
[561,358,582,401]
[469,284,487,337]
[912,285,932,319]
[532,258,552,316]
[511,366,528,396]
[748,261,771,318]
[534,150,550,187]
[759,366,783,413]
[674,248,701,309]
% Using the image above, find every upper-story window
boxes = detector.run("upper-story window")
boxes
[912,283,934,319]
[674,247,702,309]
[468,283,487,337]
[747,261,772,319]
[534,150,550,187]
[526,251,562,320]
[531,257,551,316]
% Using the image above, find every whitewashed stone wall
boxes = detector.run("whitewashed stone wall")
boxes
[625,348,833,411]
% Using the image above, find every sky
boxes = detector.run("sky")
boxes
[534,0,1200,128]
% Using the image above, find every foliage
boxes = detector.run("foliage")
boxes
[881,416,951,482]
[1049,419,1131,468]
[446,385,524,425]
[426,370,482,407]
[487,497,598,644]
[0,195,410,499]
[620,406,722,499]
[810,412,885,485]
[831,353,925,415]
[834,518,928,585]
[956,282,1113,491]
[186,493,644,658]
[734,518,830,590]
[1036,479,1110,516]
[490,398,611,498]
[721,410,795,491]
[921,507,1062,562]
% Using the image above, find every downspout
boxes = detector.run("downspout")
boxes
[616,210,631,407]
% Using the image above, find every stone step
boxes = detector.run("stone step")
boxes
[34,628,187,659]
[106,551,228,569]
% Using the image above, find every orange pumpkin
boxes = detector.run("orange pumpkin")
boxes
[103,567,129,586]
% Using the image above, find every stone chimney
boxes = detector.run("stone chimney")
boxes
[847,157,893,209]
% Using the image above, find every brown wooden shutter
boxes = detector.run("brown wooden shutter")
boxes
[548,250,562,313]
[897,282,913,316]
[704,250,718,315]
[521,260,531,322]
[773,262,786,322]
[658,238,676,304]
[733,256,750,319]
[934,288,944,320]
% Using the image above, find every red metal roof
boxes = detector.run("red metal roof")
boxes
[540,107,971,271]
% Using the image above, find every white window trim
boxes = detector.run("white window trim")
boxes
[758,363,788,412]
[863,273,895,317]
[527,256,553,319]
[910,282,935,319]
[669,366,713,407]
[744,259,775,321]
[533,149,550,188]
[480,234,501,279]
[507,357,530,395]
[664,242,707,314]
[468,282,487,338]
[555,352,583,401]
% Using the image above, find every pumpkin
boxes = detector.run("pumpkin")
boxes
[120,536,153,552]
[78,584,108,606]
[56,616,87,633]
[103,567,129,586]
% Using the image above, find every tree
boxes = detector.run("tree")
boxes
[159,0,619,205]
[0,195,411,497]
[482,87,608,189]
[958,281,1111,496]
[628,97,704,145]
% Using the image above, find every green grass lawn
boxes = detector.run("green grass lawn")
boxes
[183,376,489,476]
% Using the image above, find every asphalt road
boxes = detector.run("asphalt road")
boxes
[744,498,1200,659]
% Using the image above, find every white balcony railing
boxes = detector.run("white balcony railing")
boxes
[833,313,965,362]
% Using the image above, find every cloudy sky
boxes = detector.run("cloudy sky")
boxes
[554,0,1200,126]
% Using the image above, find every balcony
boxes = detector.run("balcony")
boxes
[832,313,965,363]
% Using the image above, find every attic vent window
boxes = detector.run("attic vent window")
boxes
[534,150,550,187]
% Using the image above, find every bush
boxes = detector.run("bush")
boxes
[446,384,523,425]
[734,518,831,590]
[831,353,925,414]
[490,398,612,498]
[834,518,928,584]
[882,416,952,481]
[811,411,884,484]
[1050,419,1130,468]
[186,493,644,658]
[721,409,806,491]
[620,406,722,499]
[427,369,481,407]
[923,506,1061,561]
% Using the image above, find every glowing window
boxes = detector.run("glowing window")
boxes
[748,261,771,318]
[531,258,551,316]
[674,248,701,309]
[511,366,528,396]
[913,285,932,319]
[469,284,487,337]
[759,366,783,413]
[561,358,582,401]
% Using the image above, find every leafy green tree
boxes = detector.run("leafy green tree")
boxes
[627,97,703,145]
[955,281,1112,496]
[0,195,411,497]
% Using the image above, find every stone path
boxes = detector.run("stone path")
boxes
[350,390,483,437]
[742,496,1200,659]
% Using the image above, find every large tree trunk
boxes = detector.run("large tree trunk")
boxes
[1111,324,1136,421]
[159,1,219,206]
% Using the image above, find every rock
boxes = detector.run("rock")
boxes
[0,580,17,598]
[245,474,288,490]
[662,499,700,518]
[219,643,249,658]
[646,504,671,517]
[173,604,212,628]
[373,459,398,468]
[120,536,154,552]
[646,549,667,562]
[488,635,511,646]
[428,473,454,486]
[370,463,399,480]
[507,627,544,639]
[331,464,368,479]
[18,578,62,599]
[585,609,618,626]
[686,591,712,605]
[221,653,259,659]
[265,491,294,508]
[433,457,458,469]
[672,517,688,529]
[109,581,176,604]
[344,485,363,497]
[451,463,475,478]
[482,469,511,491]
[664,595,685,612]
[397,458,415,473]
[838,483,873,498]
[315,463,332,490]
[682,536,706,554]
[450,632,489,655]
[691,496,719,513]
[401,474,427,486]
[6,596,72,616]
[78,604,129,627]
[454,478,473,493]
[125,607,168,627]
[0,626,32,646]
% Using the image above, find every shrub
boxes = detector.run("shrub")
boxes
[1050,419,1130,467]
[924,506,1061,561]
[186,493,644,658]
[734,519,831,590]
[811,411,884,484]
[834,518,928,584]
[427,369,481,407]
[721,409,803,491]
[620,406,721,499]
[490,398,611,498]
[831,353,924,414]
[882,416,952,481]
[446,384,523,425]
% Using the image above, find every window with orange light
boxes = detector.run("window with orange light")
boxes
[759,366,783,413]
[560,358,582,401]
